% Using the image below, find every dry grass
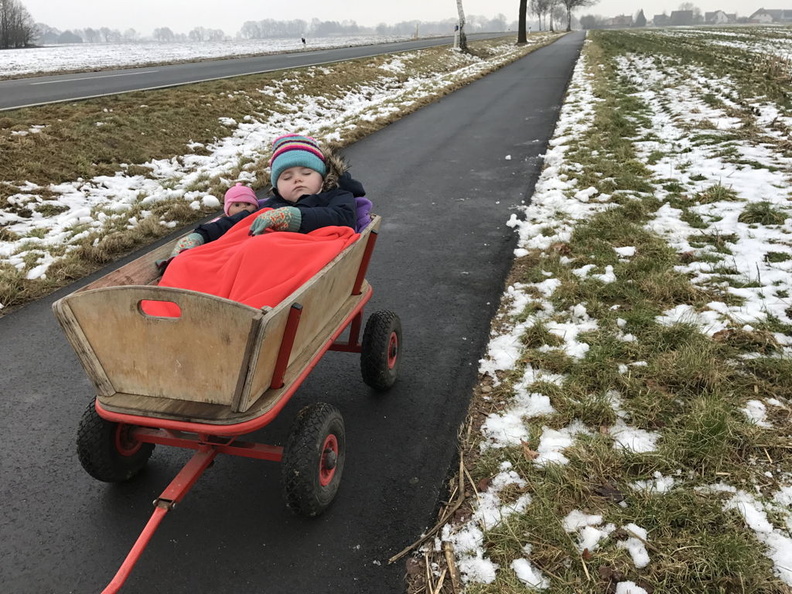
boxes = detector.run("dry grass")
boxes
[407,27,792,594]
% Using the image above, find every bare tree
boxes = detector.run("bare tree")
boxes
[547,0,556,30]
[0,0,36,49]
[453,0,468,52]
[678,2,703,22]
[530,0,551,30]
[83,27,99,43]
[99,26,121,43]
[153,27,175,42]
[552,3,568,29]
[559,0,598,31]
[239,21,260,39]
[517,0,528,44]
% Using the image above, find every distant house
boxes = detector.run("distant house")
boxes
[705,10,730,24]
[605,14,634,27]
[669,10,694,25]
[653,13,670,26]
[751,8,775,22]
[749,8,792,22]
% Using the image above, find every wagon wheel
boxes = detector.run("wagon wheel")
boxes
[76,400,154,483]
[281,403,345,517]
[361,310,402,391]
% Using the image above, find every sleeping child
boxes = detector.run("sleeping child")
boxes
[147,135,369,312]
[160,134,367,267]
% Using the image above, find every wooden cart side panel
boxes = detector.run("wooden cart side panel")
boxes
[52,298,116,397]
[288,236,368,362]
[230,253,356,413]
[287,217,380,364]
[232,219,379,412]
[99,286,371,425]
[60,286,262,406]
[78,241,176,292]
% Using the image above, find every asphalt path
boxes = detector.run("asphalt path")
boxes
[0,32,585,593]
[0,33,507,111]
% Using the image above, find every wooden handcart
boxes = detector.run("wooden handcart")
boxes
[52,215,401,593]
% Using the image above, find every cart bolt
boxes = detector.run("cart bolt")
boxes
[154,498,177,510]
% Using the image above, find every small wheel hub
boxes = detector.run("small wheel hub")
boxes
[324,450,337,470]
[114,424,143,457]
[387,333,399,369]
[319,435,339,486]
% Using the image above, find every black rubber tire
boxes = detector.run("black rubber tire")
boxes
[361,310,402,391]
[281,403,345,517]
[76,400,154,483]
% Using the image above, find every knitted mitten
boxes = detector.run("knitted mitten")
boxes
[168,232,205,257]
[155,256,175,274]
[249,207,302,235]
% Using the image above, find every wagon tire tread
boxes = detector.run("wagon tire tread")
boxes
[76,400,153,483]
[282,403,345,518]
[361,310,402,391]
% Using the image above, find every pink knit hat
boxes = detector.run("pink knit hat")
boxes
[223,183,258,216]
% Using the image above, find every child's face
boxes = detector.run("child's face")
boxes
[276,167,323,203]
[227,202,257,217]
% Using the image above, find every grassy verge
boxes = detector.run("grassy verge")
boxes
[412,27,792,594]
[0,34,562,314]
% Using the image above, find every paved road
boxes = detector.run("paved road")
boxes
[0,33,507,111]
[0,32,585,593]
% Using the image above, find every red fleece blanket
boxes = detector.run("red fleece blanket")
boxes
[145,214,359,316]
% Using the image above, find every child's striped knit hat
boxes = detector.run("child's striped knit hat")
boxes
[268,134,327,187]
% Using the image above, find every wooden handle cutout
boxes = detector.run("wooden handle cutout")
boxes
[138,299,183,318]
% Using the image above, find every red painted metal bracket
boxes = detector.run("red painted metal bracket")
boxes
[328,310,363,353]
[133,428,283,462]
[270,303,303,389]
[352,230,378,295]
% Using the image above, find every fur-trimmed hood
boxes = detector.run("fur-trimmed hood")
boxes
[320,149,349,192]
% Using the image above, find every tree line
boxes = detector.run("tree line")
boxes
[0,0,36,48]
[517,0,596,40]
[3,0,589,51]
[6,4,517,48]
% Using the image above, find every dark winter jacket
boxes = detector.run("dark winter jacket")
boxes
[194,152,365,244]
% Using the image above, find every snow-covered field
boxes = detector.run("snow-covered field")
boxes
[651,25,792,60]
[0,34,416,77]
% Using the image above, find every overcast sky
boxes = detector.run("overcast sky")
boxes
[23,0,769,35]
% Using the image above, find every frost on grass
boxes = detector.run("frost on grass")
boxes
[698,484,792,585]
[439,462,533,585]
[442,28,792,590]
[0,37,551,296]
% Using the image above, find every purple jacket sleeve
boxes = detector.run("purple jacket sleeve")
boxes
[355,197,373,231]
